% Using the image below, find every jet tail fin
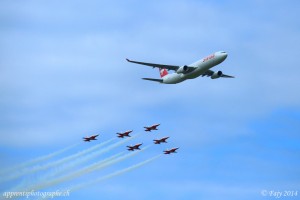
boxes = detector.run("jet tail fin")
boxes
[142,78,163,83]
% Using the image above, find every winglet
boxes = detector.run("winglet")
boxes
[126,58,131,62]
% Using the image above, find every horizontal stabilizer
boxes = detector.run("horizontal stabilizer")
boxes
[142,78,163,83]
[221,74,235,78]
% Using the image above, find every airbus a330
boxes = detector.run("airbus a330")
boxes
[126,51,234,84]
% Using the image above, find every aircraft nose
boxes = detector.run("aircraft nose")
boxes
[219,51,227,59]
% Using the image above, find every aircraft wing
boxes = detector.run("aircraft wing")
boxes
[203,70,235,78]
[126,59,180,71]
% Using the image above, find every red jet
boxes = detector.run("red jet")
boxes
[117,130,133,138]
[164,147,179,154]
[153,137,169,144]
[127,143,143,151]
[144,123,160,132]
[83,134,99,142]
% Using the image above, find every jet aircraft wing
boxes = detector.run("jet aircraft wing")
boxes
[126,59,180,71]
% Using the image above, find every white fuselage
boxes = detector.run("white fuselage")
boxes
[162,51,228,84]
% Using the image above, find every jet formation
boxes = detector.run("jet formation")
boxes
[82,124,178,154]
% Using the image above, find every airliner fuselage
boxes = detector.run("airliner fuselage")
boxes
[162,51,228,84]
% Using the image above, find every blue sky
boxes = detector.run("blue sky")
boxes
[1,0,300,199]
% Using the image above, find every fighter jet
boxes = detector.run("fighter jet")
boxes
[164,147,179,154]
[153,137,169,144]
[144,124,160,132]
[117,130,133,138]
[127,143,143,151]
[126,51,234,84]
[83,134,99,142]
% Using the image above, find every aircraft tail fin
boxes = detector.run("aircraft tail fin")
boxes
[159,68,168,78]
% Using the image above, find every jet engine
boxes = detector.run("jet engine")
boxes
[176,65,189,74]
[211,71,223,79]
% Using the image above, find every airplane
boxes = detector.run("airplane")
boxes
[144,124,160,132]
[83,134,99,142]
[153,137,169,144]
[164,147,179,154]
[126,51,234,84]
[127,143,143,151]
[116,130,133,138]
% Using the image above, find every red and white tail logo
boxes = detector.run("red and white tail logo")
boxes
[159,68,168,78]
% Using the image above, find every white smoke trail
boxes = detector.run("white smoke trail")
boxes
[37,154,161,200]
[15,137,135,191]
[0,143,79,176]
[7,153,125,200]
[71,154,162,191]
[42,136,136,179]
[0,138,117,183]
[9,135,140,193]
[29,145,151,191]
